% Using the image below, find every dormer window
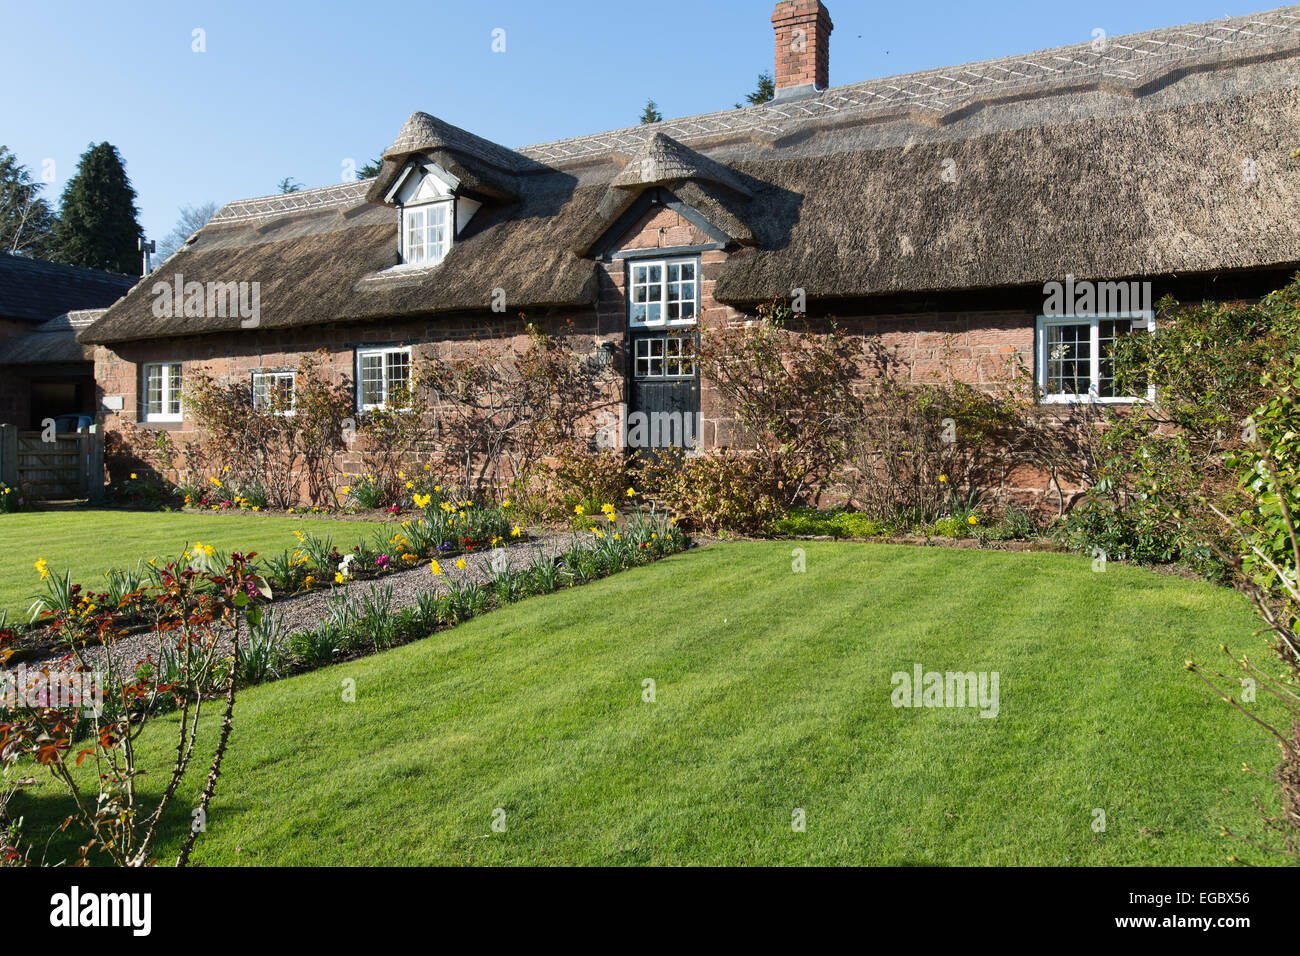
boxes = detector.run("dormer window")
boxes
[403,201,450,267]
[384,158,480,269]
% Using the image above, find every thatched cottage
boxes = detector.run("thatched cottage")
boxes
[80,2,1300,498]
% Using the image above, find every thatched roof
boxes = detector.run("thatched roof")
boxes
[82,5,1300,346]
[609,133,753,196]
[0,309,102,365]
[0,253,135,324]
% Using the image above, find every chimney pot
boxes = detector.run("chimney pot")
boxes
[771,0,833,96]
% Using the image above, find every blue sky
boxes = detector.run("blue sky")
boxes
[0,0,1272,242]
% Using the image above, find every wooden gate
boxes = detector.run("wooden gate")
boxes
[0,423,104,500]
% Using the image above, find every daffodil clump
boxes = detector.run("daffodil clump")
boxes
[0,481,24,513]
[181,472,270,512]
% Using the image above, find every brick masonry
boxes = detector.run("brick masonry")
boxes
[94,200,1056,503]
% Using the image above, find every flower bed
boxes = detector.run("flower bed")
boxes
[14,499,683,669]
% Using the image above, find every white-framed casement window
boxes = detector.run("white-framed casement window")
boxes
[356,346,412,411]
[142,362,183,422]
[629,257,698,327]
[401,201,451,267]
[633,331,697,380]
[1036,312,1155,403]
[251,370,296,413]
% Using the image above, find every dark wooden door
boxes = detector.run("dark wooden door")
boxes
[628,329,699,455]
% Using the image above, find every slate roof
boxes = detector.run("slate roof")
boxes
[0,253,136,324]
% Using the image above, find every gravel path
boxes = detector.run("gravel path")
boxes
[10,532,592,676]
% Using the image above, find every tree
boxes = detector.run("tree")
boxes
[155,202,218,261]
[49,142,141,274]
[0,146,57,257]
[276,177,303,194]
[736,72,775,108]
[356,156,384,179]
[639,100,663,125]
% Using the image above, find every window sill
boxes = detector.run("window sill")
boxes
[1039,394,1151,405]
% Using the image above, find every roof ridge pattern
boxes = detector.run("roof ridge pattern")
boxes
[205,5,1300,225]
[519,5,1300,164]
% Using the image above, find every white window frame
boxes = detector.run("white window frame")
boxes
[252,370,296,415]
[1035,311,1155,404]
[400,200,451,267]
[355,346,413,412]
[628,257,699,328]
[142,362,183,423]
[633,331,697,380]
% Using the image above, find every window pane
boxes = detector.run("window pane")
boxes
[1098,319,1133,398]
[360,353,384,406]
[1046,324,1090,396]
[431,204,448,262]
[167,364,182,414]
[386,351,410,401]
[406,208,426,264]
[146,366,163,415]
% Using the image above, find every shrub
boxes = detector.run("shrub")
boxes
[1066,283,1300,572]
[186,353,353,509]
[842,375,1027,527]
[638,450,783,535]
[693,301,857,513]
[1189,351,1300,860]
[417,323,618,497]
[524,446,631,523]
[1,552,268,866]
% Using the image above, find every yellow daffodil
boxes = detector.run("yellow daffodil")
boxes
[574,505,585,515]
[431,560,442,575]
[455,558,467,570]
[938,475,948,484]
[968,515,979,526]
[130,472,137,479]
[511,526,521,537]
[334,572,345,584]
[34,558,49,580]
[626,487,636,497]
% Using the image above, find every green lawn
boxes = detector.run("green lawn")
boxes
[0,510,389,618]
[14,540,1285,866]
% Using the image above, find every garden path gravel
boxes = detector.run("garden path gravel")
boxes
[13,531,591,677]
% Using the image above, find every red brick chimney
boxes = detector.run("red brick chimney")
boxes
[772,0,833,96]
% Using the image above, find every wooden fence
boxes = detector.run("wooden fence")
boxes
[0,423,104,500]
